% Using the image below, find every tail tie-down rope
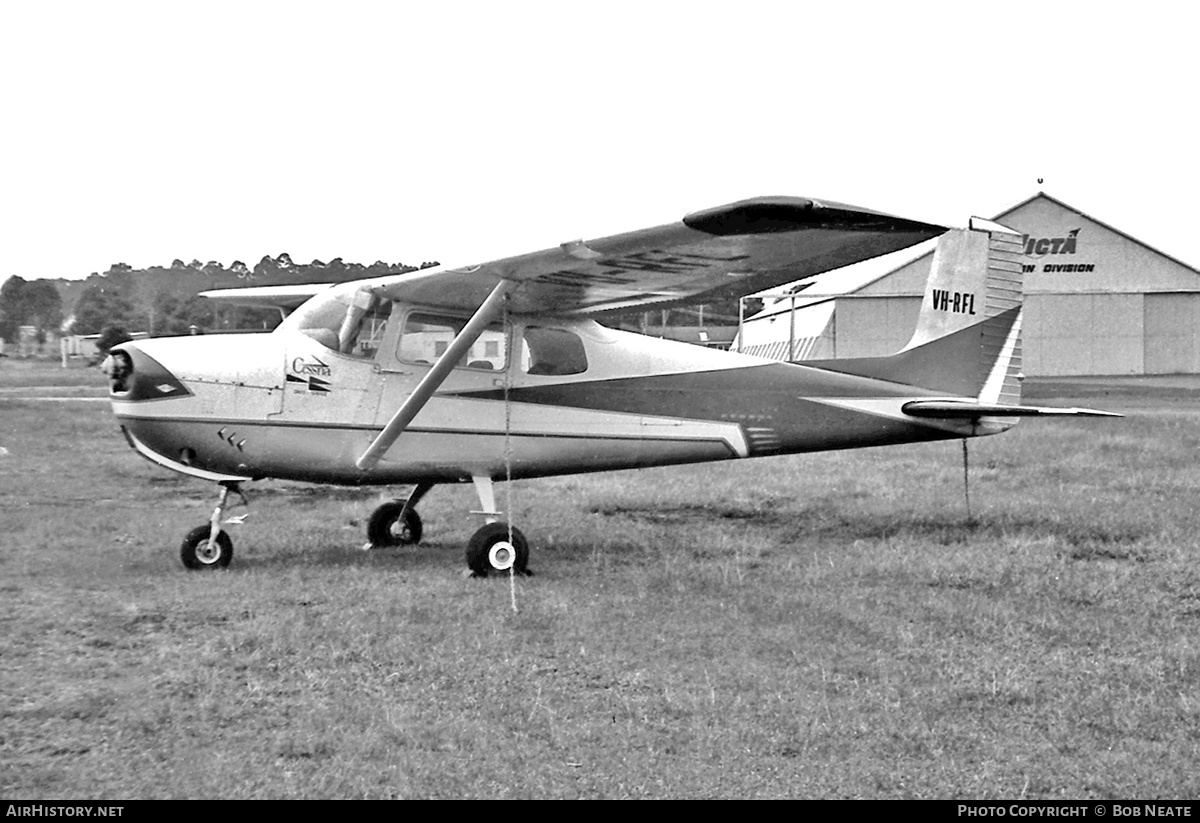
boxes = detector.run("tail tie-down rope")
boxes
[503,293,518,614]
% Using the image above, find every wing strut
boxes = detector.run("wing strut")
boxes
[356,279,516,472]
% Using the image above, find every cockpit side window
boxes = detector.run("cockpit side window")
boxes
[521,326,588,375]
[398,312,509,370]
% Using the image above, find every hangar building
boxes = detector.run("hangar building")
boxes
[737,192,1200,375]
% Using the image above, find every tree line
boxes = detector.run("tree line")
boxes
[2,251,754,356]
[0,254,437,351]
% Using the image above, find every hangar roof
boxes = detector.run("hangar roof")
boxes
[997,192,1200,277]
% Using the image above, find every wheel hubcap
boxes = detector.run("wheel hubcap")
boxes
[488,541,516,571]
[197,537,221,564]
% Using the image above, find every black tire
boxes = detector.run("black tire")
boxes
[181,525,233,570]
[367,500,423,547]
[465,522,530,577]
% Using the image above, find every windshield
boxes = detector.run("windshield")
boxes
[277,283,390,357]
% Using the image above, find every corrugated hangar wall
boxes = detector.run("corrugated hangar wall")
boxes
[811,193,1200,375]
[1145,294,1200,373]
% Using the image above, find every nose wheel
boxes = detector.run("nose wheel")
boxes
[180,482,246,570]
[181,525,233,569]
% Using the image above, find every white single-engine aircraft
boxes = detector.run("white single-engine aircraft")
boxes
[104,196,1117,574]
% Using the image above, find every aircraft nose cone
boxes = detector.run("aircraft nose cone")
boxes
[107,343,193,401]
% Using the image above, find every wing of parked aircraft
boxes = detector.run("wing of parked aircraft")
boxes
[201,196,946,317]
[365,196,946,316]
[199,283,334,315]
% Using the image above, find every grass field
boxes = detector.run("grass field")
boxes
[2,359,1199,798]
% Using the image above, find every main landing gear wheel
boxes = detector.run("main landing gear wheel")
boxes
[466,522,530,577]
[181,525,234,570]
[367,500,424,547]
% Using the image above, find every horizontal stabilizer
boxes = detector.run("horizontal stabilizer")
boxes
[902,400,1122,419]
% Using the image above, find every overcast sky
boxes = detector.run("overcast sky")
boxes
[2,1,1196,281]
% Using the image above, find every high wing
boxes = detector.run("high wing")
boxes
[361,196,946,316]
[197,197,945,317]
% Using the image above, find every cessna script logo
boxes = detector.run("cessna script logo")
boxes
[288,356,331,393]
[1021,227,1095,273]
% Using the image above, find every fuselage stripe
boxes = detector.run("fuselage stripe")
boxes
[112,414,737,445]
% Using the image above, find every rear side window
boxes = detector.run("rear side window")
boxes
[522,327,587,375]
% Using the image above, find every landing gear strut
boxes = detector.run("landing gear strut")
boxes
[467,475,531,577]
[180,482,248,570]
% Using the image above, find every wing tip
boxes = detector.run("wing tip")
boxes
[683,196,947,237]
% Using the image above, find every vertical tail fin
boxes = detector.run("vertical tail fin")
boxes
[902,219,1022,350]
[804,218,1027,401]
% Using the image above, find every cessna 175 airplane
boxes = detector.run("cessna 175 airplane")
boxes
[103,196,1117,575]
